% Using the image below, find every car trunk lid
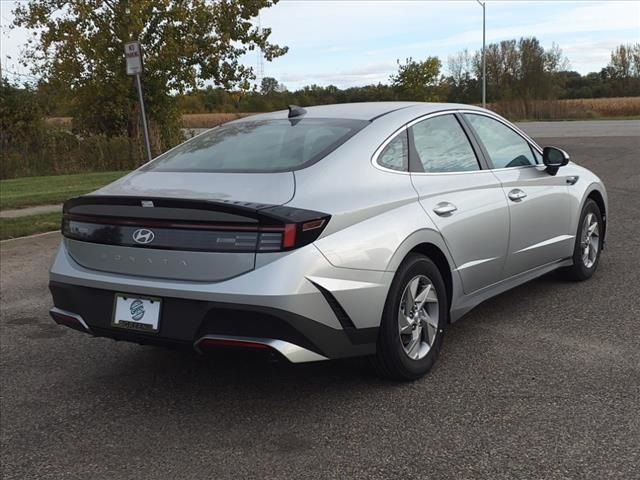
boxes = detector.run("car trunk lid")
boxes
[61,190,329,283]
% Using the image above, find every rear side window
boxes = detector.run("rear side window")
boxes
[464,114,535,169]
[411,115,480,172]
[145,118,368,173]
[377,131,409,171]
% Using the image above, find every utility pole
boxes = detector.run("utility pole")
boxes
[476,0,486,108]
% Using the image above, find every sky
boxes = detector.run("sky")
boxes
[1,0,639,89]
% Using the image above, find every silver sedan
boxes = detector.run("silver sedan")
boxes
[49,102,607,380]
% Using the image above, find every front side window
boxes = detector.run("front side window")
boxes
[531,147,543,164]
[411,115,480,172]
[145,118,368,173]
[465,114,535,169]
[377,131,408,171]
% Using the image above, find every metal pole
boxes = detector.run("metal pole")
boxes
[476,0,486,108]
[135,73,152,162]
[482,1,486,108]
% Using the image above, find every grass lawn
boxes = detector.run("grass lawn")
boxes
[0,171,128,211]
[0,212,61,240]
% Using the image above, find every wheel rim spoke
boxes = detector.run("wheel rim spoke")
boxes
[406,332,421,359]
[399,315,413,334]
[406,278,419,311]
[414,284,431,311]
[426,322,437,346]
[424,311,438,329]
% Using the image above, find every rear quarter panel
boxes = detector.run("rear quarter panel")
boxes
[289,106,456,273]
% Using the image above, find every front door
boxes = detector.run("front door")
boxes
[463,113,573,278]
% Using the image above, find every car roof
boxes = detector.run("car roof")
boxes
[236,102,486,122]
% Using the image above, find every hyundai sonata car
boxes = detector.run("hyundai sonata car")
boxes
[49,102,607,380]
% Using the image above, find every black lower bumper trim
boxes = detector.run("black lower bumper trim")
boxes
[49,281,377,359]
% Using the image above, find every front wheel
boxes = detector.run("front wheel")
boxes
[560,199,603,281]
[372,254,448,381]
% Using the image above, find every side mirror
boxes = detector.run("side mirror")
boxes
[542,146,570,175]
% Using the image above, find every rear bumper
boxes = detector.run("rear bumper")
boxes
[49,241,387,361]
[49,282,377,361]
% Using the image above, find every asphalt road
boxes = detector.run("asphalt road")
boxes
[1,125,639,480]
[518,119,640,138]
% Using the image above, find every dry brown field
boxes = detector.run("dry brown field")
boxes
[45,97,640,128]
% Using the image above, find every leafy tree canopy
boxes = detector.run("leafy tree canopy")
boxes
[13,0,288,151]
[390,56,442,101]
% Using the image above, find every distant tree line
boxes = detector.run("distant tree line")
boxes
[175,40,640,113]
[7,36,637,121]
[2,22,639,179]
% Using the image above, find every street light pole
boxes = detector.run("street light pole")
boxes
[476,0,486,108]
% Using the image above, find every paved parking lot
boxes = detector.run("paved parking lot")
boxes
[1,123,638,479]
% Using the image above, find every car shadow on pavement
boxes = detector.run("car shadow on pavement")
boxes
[64,268,591,410]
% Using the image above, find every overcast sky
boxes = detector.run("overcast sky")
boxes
[1,0,639,89]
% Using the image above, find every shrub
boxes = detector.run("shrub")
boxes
[0,125,143,179]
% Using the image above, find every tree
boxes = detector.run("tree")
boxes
[446,49,478,103]
[390,57,442,101]
[260,77,280,95]
[607,43,640,96]
[0,78,43,148]
[12,0,287,157]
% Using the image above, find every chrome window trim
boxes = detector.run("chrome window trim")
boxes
[372,109,492,176]
[372,108,545,175]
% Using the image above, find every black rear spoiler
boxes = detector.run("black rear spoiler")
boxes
[63,195,327,226]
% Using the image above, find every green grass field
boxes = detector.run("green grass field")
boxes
[0,212,61,241]
[0,171,128,211]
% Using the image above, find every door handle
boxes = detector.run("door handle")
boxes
[433,202,457,216]
[508,189,527,202]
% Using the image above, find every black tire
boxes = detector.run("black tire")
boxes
[560,199,603,281]
[371,253,448,381]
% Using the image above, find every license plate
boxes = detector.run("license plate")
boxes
[112,294,161,333]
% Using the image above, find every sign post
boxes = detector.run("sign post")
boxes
[125,41,152,163]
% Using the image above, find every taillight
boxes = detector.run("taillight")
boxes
[62,213,330,253]
[282,224,297,248]
[256,216,329,252]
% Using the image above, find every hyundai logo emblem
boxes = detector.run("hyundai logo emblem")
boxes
[132,228,155,245]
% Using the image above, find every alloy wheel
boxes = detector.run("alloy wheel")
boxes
[581,212,600,268]
[398,275,439,360]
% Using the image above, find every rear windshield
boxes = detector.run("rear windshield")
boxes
[144,118,368,173]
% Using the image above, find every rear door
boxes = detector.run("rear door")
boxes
[462,113,573,278]
[408,113,510,294]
